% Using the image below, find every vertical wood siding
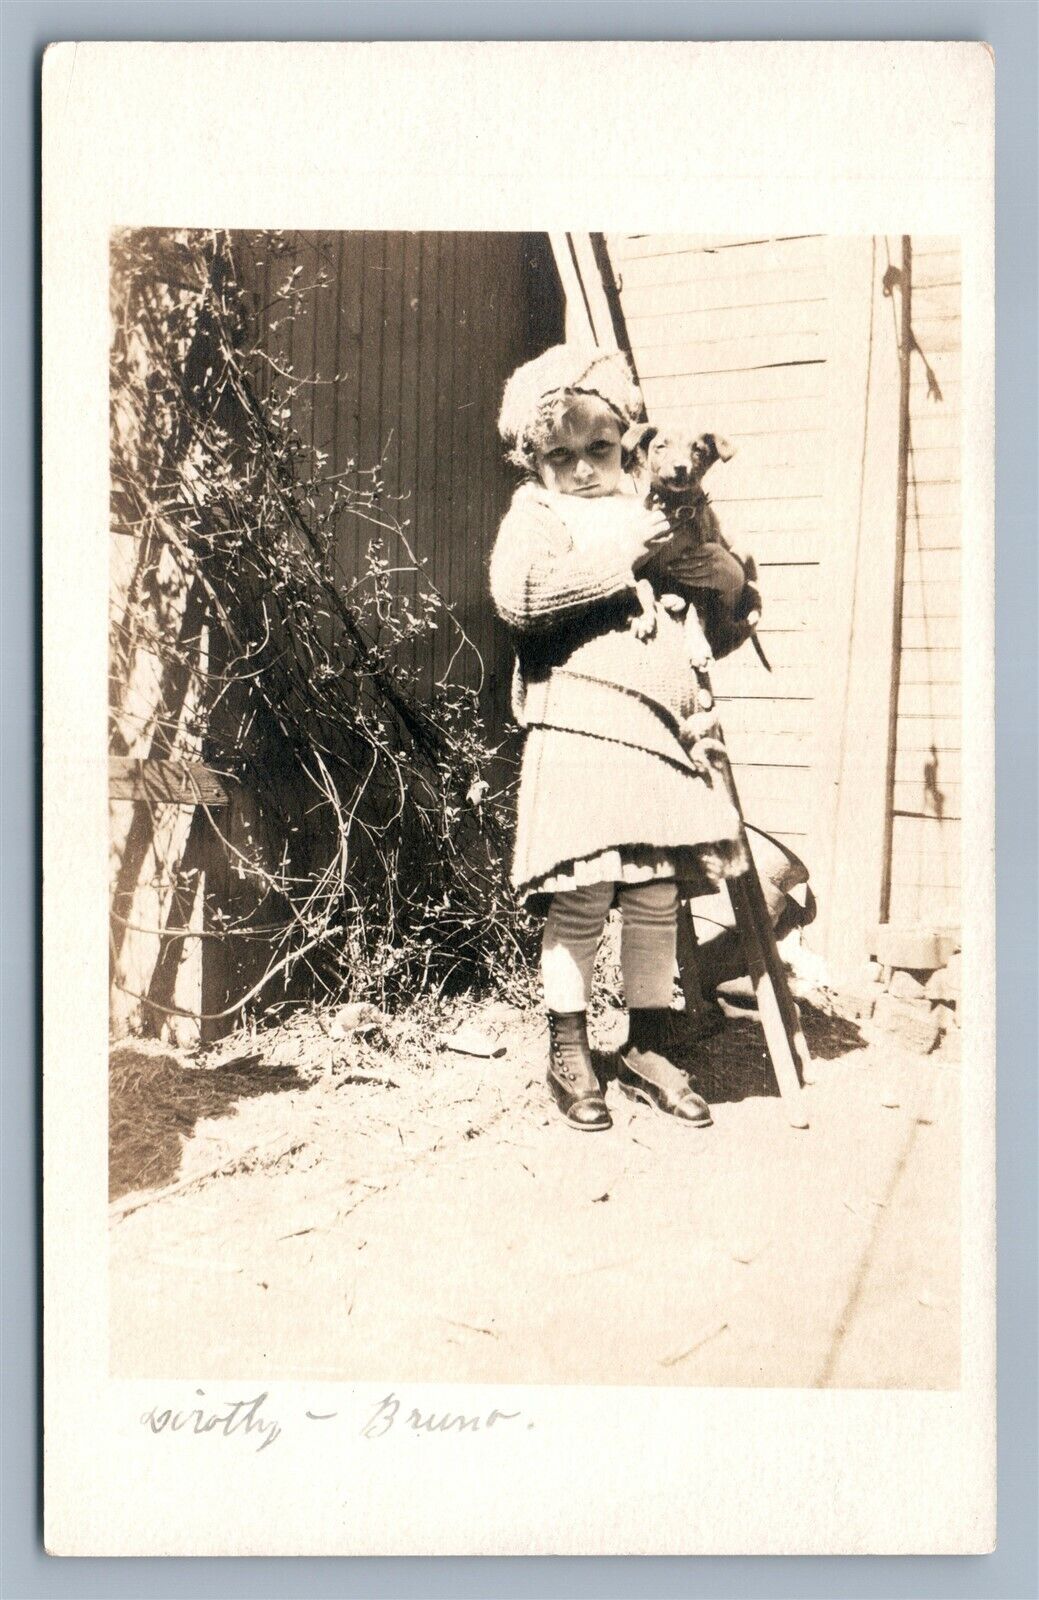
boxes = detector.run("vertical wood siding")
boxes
[887,241,962,929]
[222,230,562,1011]
[112,231,561,1039]
[605,234,830,855]
[235,231,562,741]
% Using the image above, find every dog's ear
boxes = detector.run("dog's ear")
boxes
[700,432,735,464]
[622,421,658,461]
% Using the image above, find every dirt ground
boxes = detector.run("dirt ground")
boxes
[109,969,960,1390]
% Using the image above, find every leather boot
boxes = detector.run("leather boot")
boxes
[546,1011,612,1132]
[618,1008,713,1126]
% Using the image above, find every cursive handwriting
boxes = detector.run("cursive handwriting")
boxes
[137,1390,532,1451]
[361,1391,525,1439]
[140,1388,281,1452]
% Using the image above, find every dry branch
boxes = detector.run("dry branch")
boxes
[110,228,536,1030]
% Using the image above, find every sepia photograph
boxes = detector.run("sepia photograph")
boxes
[42,39,996,1557]
[107,225,964,1389]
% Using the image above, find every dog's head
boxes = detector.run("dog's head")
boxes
[623,423,735,489]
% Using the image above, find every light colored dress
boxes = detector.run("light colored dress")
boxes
[489,481,753,907]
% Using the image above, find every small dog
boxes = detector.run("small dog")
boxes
[623,423,769,672]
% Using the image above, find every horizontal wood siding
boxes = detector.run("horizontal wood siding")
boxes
[607,232,964,961]
[607,233,830,855]
[887,240,962,930]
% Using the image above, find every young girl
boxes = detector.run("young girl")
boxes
[490,343,760,1132]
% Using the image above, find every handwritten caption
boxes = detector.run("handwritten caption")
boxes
[140,1390,533,1453]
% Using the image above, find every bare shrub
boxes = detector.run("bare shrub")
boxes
[110,228,536,1025]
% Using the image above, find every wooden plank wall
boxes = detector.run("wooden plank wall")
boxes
[234,231,563,741]
[887,240,962,930]
[111,228,960,1032]
[605,234,829,855]
[111,231,560,1040]
[109,250,215,1043]
[605,232,963,953]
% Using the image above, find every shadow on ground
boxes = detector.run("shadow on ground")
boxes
[796,999,868,1059]
[109,1047,305,1201]
[588,997,866,1108]
[699,996,867,1104]
[108,995,867,1201]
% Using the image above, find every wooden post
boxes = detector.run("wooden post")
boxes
[568,233,621,350]
[878,236,913,924]
[809,237,905,983]
[675,897,710,1026]
[673,626,811,1123]
[548,233,596,345]
[108,759,231,1042]
[709,752,811,1127]
[549,232,622,350]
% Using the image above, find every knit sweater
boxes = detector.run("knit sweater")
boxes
[489,481,754,894]
[490,482,754,746]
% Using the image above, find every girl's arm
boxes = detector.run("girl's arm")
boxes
[649,507,763,660]
[489,491,647,635]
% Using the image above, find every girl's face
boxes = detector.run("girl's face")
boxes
[532,398,625,497]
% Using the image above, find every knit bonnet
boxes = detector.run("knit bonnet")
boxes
[497,343,643,469]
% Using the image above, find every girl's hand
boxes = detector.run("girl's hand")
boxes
[666,541,745,600]
[629,505,674,570]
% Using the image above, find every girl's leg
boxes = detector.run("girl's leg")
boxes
[541,883,615,1131]
[541,881,615,1012]
[617,879,712,1126]
[617,878,678,1009]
